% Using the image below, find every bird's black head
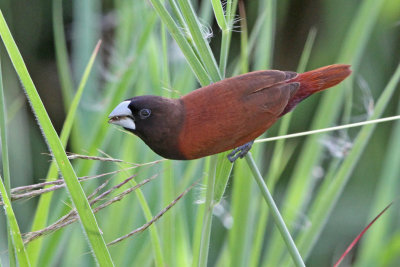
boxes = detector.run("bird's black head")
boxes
[108,95,185,159]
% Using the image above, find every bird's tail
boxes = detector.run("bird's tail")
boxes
[292,64,351,94]
[280,64,351,116]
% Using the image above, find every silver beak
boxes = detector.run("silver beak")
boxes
[108,101,136,130]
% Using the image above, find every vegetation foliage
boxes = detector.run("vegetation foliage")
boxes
[0,0,400,266]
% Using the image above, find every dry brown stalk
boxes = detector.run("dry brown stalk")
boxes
[0,168,137,205]
[107,180,198,246]
[22,175,156,244]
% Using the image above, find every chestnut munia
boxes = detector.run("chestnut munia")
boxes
[109,64,351,162]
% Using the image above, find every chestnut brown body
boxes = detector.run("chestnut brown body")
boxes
[178,70,298,159]
[109,64,351,160]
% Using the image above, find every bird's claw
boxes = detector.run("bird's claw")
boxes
[227,141,254,163]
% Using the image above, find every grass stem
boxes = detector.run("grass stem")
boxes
[245,153,305,267]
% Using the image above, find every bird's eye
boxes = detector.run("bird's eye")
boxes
[139,108,151,119]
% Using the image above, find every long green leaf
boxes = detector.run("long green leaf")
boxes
[210,0,227,31]
[176,0,221,82]
[0,174,30,266]
[0,10,114,266]
[198,156,217,267]
[354,99,400,267]
[290,62,400,263]
[254,0,276,70]
[0,50,16,267]
[218,0,238,77]
[27,41,102,266]
[228,159,257,267]
[53,0,74,108]
[52,0,83,152]
[45,14,164,266]
[213,152,233,203]
[149,0,211,85]
[264,0,385,264]
[251,27,316,267]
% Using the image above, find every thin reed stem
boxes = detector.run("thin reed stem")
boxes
[245,153,305,267]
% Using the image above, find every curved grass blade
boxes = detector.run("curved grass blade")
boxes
[52,0,74,108]
[148,0,211,85]
[354,103,400,266]
[197,156,217,267]
[0,11,114,266]
[253,0,276,71]
[210,0,227,31]
[250,27,316,267]
[0,53,17,267]
[213,151,233,203]
[245,154,305,267]
[264,0,386,264]
[0,174,30,266]
[288,62,400,264]
[26,41,102,265]
[176,0,221,82]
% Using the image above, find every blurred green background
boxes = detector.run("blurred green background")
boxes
[1,0,400,266]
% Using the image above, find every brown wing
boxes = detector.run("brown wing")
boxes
[178,70,299,159]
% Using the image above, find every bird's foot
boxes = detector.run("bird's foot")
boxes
[227,141,254,163]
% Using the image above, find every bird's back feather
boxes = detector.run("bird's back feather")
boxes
[178,70,298,159]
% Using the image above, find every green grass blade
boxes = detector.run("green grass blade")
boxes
[168,0,186,27]
[0,174,30,266]
[77,13,158,177]
[53,18,165,264]
[0,11,114,266]
[52,0,83,152]
[198,156,217,267]
[264,0,385,264]
[132,181,165,267]
[161,161,176,266]
[149,0,211,85]
[191,187,206,267]
[150,2,225,266]
[218,0,238,77]
[26,41,102,266]
[210,0,227,31]
[176,0,221,82]
[251,27,316,267]
[101,140,166,266]
[52,0,74,107]
[0,53,16,267]
[285,0,384,221]
[248,199,268,267]
[213,152,233,203]
[160,15,176,265]
[175,215,192,267]
[228,159,256,267]
[226,5,259,267]
[168,0,204,64]
[266,27,317,188]
[296,28,317,73]
[245,154,305,267]
[354,107,400,266]
[238,1,249,74]
[219,29,230,78]
[254,0,276,70]
[71,0,99,108]
[292,61,400,262]
[217,20,230,76]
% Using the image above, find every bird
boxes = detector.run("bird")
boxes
[108,64,351,162]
